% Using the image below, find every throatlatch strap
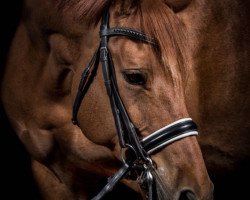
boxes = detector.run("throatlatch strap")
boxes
[72,48,100,125]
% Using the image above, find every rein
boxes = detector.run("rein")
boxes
[72,8,198,200]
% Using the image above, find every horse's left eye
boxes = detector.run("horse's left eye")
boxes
[122,71,147,86]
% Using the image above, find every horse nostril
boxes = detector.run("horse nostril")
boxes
[178,190,196,200]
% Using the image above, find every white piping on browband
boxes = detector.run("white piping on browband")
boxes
[147,131,198,154]
[142,118,193,142]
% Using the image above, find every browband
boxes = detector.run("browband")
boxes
[100,27,157,45]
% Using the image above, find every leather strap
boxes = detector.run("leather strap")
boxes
[72,48,100,125]
[91,163,130,200]
[100,27,156,45]
[99,11,149,161]
[142,118,198,154]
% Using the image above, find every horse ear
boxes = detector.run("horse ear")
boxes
[163,0,192,12]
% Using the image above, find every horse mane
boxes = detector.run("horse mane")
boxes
[136,1,188,83]
[56,0,188,82]
[56,0,111,25]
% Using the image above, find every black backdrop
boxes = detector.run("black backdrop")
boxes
[0,1,40,199]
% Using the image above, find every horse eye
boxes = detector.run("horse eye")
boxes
[122,71,147,86]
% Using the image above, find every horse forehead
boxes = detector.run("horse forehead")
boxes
[109,38,154,65]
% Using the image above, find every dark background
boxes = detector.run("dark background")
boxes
[0,1,40,199]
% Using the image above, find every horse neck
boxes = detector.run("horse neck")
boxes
[183,0,250,175]
[1,2,112,197]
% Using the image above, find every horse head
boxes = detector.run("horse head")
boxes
[71,1,213,199]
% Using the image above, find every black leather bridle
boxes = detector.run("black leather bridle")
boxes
[72,8,198,200]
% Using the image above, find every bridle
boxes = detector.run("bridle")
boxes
[72,8,198,200]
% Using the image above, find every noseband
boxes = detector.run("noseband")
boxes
[72,8,198,200]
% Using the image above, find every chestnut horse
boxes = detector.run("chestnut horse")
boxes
[1,0,213,199]
[1,0,249,200]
